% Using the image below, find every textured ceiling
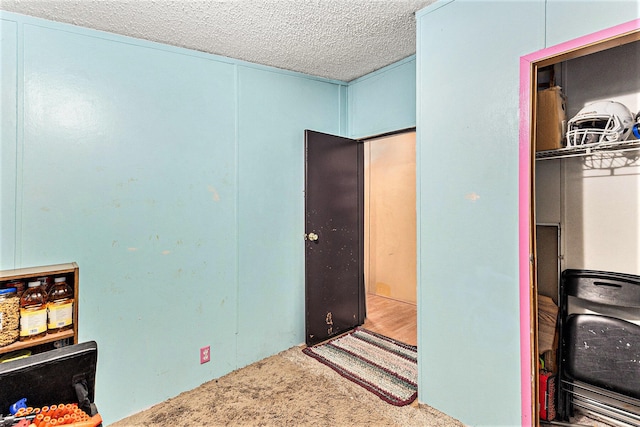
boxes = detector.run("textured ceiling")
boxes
[0,0,436,82]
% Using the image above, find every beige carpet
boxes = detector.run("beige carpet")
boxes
[109,345,465,426]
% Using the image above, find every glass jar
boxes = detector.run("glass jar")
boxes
[0,287,20,347]
[19,281,48,341]
[47,277,74,333]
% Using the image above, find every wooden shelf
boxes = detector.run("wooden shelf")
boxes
[0,330,74,353]
[0,262,78,281]
[0,262,79,356]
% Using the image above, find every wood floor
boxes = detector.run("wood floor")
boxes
[363,293,417,346]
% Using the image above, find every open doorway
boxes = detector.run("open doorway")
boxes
[519,21,640,425]
[362,130,417,346]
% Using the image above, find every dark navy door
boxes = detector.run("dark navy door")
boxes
[304,130,365,346]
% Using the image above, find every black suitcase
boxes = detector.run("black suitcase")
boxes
[0,341,102,427]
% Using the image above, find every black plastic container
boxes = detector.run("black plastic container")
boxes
[0,341,100,425]
[557,269,640,424]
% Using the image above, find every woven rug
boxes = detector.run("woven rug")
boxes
[302,327,417,406]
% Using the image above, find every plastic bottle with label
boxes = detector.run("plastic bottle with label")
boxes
[37,276,53,295]
[47,277,74,333]
[19,281,48,341]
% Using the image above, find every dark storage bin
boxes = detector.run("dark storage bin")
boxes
[564,314,640,399]
[0,341,101,426]
[558,269,640,425]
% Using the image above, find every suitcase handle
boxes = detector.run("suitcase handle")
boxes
[594,281,622,288]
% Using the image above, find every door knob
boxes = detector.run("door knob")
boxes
[307,232,319,241]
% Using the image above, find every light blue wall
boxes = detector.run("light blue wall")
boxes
[1,12,345,424]
[546,0,640,46]
[347,56,416,138]
[416,1,640,426]
[1,19,17,264]
[236,68,345,366]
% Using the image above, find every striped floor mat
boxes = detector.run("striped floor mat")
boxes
[302,327,417,406]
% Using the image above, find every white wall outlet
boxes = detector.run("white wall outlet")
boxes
[200,346,210,364]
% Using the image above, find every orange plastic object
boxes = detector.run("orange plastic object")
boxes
[66,414,102,427]
[20,404,100,427]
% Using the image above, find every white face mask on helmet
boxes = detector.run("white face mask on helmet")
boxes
[566,100,634,146]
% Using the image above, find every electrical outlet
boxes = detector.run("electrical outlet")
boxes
[200,346,210,364]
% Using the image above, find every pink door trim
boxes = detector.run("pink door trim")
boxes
[518,18,640,426]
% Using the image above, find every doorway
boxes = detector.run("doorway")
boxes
[303,129,416,346]
[518,20,640,425]
[362,131,417,346]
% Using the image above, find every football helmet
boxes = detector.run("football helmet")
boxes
[566,100,634,146]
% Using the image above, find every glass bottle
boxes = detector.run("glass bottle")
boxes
[47,277,74,333]
[19,281,48,341]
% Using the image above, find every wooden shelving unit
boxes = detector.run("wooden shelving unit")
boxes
[0,262,79,356]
